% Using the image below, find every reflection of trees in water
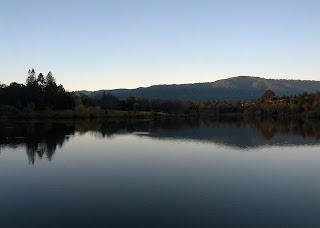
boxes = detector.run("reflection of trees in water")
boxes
[1,118,320,164]
[197,117,320,140]
[70,118,320,141]
[75,120,151,138]
[0,121,75,164]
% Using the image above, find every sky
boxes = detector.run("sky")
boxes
[0,0,319,91]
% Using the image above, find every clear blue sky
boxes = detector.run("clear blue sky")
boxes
[1,0,319,91]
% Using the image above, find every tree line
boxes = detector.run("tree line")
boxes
[76,89,320,119]
[1,71,320,119]
[76,92,190,115]
[193,89,320,119]
[0,69,74,112]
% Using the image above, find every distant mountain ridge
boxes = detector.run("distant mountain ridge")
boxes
[76,76,320,101]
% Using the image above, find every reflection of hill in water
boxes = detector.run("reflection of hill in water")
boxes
[147,126,320,148]
[1,119,320,164]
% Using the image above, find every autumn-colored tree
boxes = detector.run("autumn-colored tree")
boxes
[261,90,275,102]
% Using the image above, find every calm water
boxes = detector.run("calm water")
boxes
[0,119,319,228]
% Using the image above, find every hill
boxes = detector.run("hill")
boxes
[76,76,320,101]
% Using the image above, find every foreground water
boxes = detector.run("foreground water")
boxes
[0,119,319,228]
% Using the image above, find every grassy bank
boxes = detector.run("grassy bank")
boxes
[0,107,169,120]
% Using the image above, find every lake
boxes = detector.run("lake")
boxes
[0,118,319,228]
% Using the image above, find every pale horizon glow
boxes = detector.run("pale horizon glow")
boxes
[1,0,319,91]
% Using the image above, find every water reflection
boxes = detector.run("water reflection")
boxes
[1,118,320,164]
[0,121,75,164]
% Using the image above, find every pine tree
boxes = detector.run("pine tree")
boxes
[37,73,46,89]
[45,71,56,86]
[26,68,36,86]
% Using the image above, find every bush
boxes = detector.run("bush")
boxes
[308,107,320,118]
[0,105,19,118]
[22,103,35,117]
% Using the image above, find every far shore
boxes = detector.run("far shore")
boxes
[1,109,319,121]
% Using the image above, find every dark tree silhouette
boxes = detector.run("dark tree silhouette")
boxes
[0,69,75,113]
[126,96,136,110]
[262,90,275,102]
[26,68,36,86]
[37,73,46,89]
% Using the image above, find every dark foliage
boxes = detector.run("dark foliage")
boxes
[74,89,320,118]
[0,69,75,113]
[1,71,320,119]
[194,90,320,119]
